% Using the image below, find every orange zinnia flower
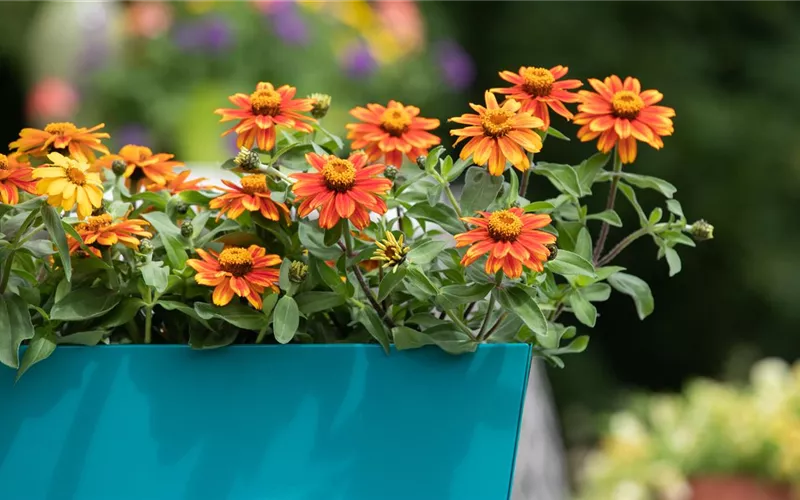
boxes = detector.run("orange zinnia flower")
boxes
[573,75,675,164]
[9,122,109,162]
[0,153,37,205]
[67,213,152,257]
[209,174,289,222]
[214,82,315,152]
[346,100,441,167]
[187,245,280,309]
[491,66,582,130]
[292,151,392,230]
[145,169,207,194]
[98,144,183,188]
[449,92,544,176]
[455,208,556,279]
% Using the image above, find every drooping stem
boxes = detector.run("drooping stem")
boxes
[592,147,623,264]
[597,227,650,267]
[344,221,394,328]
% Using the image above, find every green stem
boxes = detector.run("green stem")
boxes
[259,163,295,184]
[443,183,464,219]
[344,221,394,328]
[103,248,120,289]
[478,291,497,341]
[519,152,535,198]
[592,147,623,264]
[597,227,650,267]
[255,324,269,344]
[143,287,153,344]
[445,309,477,341]
[482,312,509,342]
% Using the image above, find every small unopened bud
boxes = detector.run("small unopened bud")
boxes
[384,165,398,181]
[233,147,261,172]
[545,244,558,261]
[91,202,106,217]
[415,156,426,170]
[180,220,194,238]
[308,93,332,119]
[139,239,154,254]
[175,202,189,215]
[111,159,128,177]
[688,220,714,241]
[289,261,308,283]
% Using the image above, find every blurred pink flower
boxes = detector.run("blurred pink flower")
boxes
[26,78,79,122]
[376,1,424,51]
[126,1,173,39]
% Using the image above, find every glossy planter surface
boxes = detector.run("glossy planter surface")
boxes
[0,344,532,500]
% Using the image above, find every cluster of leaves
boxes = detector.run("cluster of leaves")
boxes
[0,121,705,379]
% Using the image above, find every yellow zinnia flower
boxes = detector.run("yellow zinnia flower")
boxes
[32,152,104,219]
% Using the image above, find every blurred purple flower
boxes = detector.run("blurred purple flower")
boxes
[436,40,476,91]
[270,3,308,45]
[115,124,153,149]
[173,16,233,52]
[342,43,376,79]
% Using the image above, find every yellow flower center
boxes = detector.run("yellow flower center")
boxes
[86,213,113,231]
[487,210,523,242]
[321,158,356,192]
[218,247,254,277]
[250,89,283,116]
[44,122,78,136]
[65,166,87,186]
[481,109,515,137]
[611,90,645,120]
[380,108,411,136]
[0,154,7,170]
[240,174,268,195]
[522,67,555,97]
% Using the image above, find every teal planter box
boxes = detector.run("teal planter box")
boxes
[0,344,532,500]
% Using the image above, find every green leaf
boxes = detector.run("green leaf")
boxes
[273,295,299,344]
[586,209,622,227]
[407,239,450,265]
[665,247,682,277]
[426,183,443,206]
[299,222,342,260]
[617,182,647,226]
[582,283,612,302]
[0,294,35,368]
[617,172,677,198]
[42,205,72,282]
[554,221,583,251]
[405,266,438,296]
[21,239,56,258]
[194,219,238,247]
[312,257,348,295]
[574,227,593,261]
[662,231,696,247]
[666,199,684,218]
[377,266,407,302]
[533,163,581,197]
[57,330,110,346]
[194,302,268,331]
[546,250,596,278]
[608,272,654,320]
[406,313,449,328]
[596,266,626,281]
[424,145,445,172]
[98,298,145,328]
[445,157,471,182]
[323,221,344,247]
[140,261,169,293]
[158,300,214,330]
[392,326,433,350]
[16,330,56,381]
[546,126,571,141]
[405,202,464,234]
[189,329,237,349]
[357,307,390,354]
[570,291,597,327]
[505,170,519,206]
[436,283,493,310]
[648,207,663,226]
[54,278,71,303]
[460,166,504,214]
[496,286,551,347]
[50,288,121,321]
[439,156,454,179]
[523,201,555,213]
[278,258,293,292]
[294,291,345,315]
[142,212,188,270]
[576,153,610,193]
[190,210,213,239]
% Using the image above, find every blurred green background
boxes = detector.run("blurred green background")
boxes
[2,0,798,484]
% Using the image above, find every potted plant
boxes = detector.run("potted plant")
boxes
[0,69,708,499]
[578,358,800,500]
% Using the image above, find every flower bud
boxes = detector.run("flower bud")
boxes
[91,202,106,217]
[384,165,398,181]
[308,93,332,119]
[545,244,558,261]
[180,220,193,238]
[233,147,261,172]
[139,238,154,254]
[688,219,714,242]
[416,156,426,170]
[289,260,308,283]
[374,231,410,270]
[175,202,189,215]
[111,159,128,177]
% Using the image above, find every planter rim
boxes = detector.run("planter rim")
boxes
[48,343,530,352]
